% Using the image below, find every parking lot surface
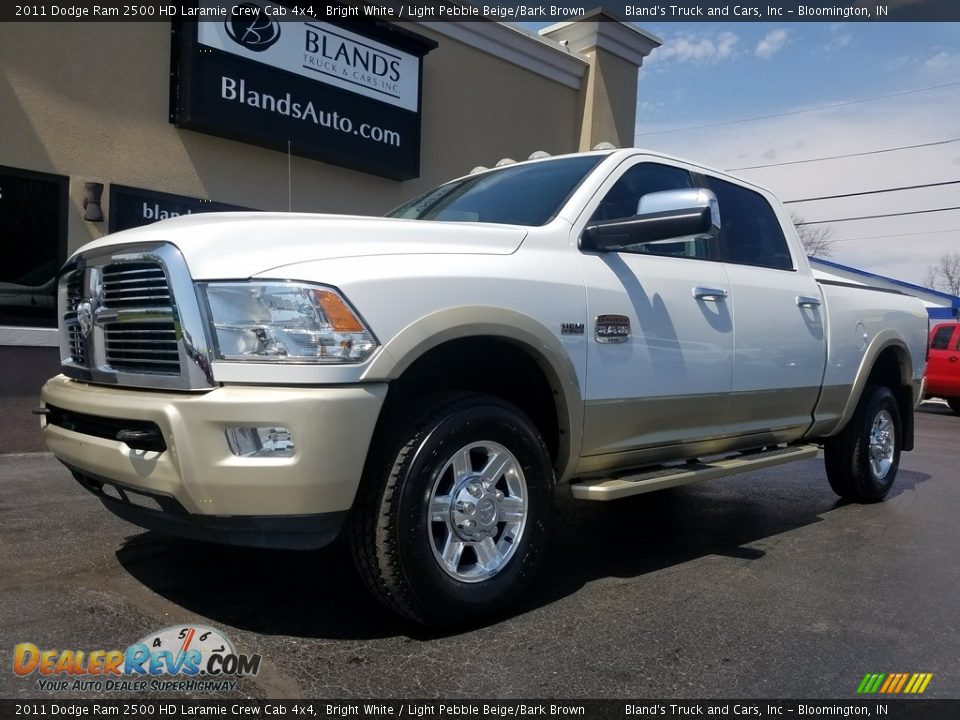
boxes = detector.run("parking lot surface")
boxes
[2,404,958,699]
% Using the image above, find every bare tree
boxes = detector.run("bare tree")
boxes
[924,252,960,296]
[791,213,836,258]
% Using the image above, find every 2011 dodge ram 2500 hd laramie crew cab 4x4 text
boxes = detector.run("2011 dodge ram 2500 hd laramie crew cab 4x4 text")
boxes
[40,150,928,625]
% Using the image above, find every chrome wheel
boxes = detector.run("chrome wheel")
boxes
[868,409,895,480]
[429,441,528,583]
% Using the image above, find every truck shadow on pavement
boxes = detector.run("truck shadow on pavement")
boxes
[114,461,930,641]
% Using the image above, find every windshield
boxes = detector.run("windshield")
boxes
[386,155,604,226]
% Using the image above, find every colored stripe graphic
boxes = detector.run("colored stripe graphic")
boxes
[893,674,909,693]
[857,673,932,694]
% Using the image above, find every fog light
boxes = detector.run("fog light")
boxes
[225,427,295,458]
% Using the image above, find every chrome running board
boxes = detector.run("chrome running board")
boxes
[570,445,819,501]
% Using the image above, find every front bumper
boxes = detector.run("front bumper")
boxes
[41,375,388,548]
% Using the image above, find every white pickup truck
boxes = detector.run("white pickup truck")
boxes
[41,149,928,625]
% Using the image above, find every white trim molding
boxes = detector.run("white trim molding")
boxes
[541,10,662,67]
[415,21,588,90]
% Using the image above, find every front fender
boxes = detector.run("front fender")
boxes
[360,306,584,480]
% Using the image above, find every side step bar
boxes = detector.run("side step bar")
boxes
[570,445,819,501]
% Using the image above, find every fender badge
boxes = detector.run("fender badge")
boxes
[561,323,585,335]
[596,314,630,344]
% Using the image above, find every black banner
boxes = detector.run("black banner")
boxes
[3,1,960,22]
[1,700,959,720]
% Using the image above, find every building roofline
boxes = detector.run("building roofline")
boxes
[540,8,663,47]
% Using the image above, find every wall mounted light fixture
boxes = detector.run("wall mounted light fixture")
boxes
[83,182,104,222]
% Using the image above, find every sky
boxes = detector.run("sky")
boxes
[528,21,960,288]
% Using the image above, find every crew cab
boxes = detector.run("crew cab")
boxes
[924,322,960,413]
[39,149,928,625]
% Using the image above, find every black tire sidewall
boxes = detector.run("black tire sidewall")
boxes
[851,386,902,501]
[392,401,553,621]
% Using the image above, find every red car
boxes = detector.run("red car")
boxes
[925,322,960,414]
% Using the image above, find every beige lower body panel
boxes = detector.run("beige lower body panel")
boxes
[577,391,812,476]
[41,375,387,517]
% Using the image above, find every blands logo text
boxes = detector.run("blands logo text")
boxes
[220,76,402,147]
[304,26,402,93]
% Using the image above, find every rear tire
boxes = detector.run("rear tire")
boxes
[947,397,960,415]
[351,392,555,626]
[824,385,902,503]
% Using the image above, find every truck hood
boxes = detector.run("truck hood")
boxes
[70,212,528,279]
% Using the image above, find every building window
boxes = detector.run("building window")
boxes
[0,166,68,328]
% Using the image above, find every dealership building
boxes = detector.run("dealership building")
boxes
[0,10,660,452]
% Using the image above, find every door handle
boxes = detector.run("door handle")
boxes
[796,296,822,308]
[693,287,728,301]
[949,356,959,363]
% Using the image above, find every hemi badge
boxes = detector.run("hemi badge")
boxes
[596,314,630,343]
[561,322,585,335]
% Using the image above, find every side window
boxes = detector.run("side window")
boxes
[930,326,954,350]
[590,162,708,259]
[0,165,68,328]
[704,176,794,271]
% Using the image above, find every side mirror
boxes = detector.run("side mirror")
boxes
[582,188,721,252]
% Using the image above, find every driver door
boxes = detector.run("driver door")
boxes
[574,159,734,469]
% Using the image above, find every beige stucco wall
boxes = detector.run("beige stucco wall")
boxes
[0,22,582,254]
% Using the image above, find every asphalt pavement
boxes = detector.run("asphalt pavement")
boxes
[2,404,958,699]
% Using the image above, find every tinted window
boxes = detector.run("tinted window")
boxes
[0,166,68,327]
[589,162,709,260]
[590,162,694,222]
[387,155,603,226]
[704,176,793,271]
[930,326,954,350]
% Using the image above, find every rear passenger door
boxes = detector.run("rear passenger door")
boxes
[705,175,827,439]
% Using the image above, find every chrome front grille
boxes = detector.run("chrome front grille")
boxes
[63,269,86,365]
[104,322,181,373]
[99,262,181,375]
[101,263,172,308]
[58,243,215,391]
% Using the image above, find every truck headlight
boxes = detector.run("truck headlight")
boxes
[201,282,378,363]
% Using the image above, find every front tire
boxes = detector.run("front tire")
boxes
[351,393,555,626]
[824,385,902,503]
[947,397,960,415]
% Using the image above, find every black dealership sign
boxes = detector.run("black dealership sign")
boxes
[109,185,249,233]
[170,4,436,181]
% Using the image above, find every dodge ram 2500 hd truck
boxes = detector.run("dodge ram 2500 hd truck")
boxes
[40,149,928,625]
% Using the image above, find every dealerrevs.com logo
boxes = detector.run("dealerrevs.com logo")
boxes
[13,625,261,693]
[225,3,280,51]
